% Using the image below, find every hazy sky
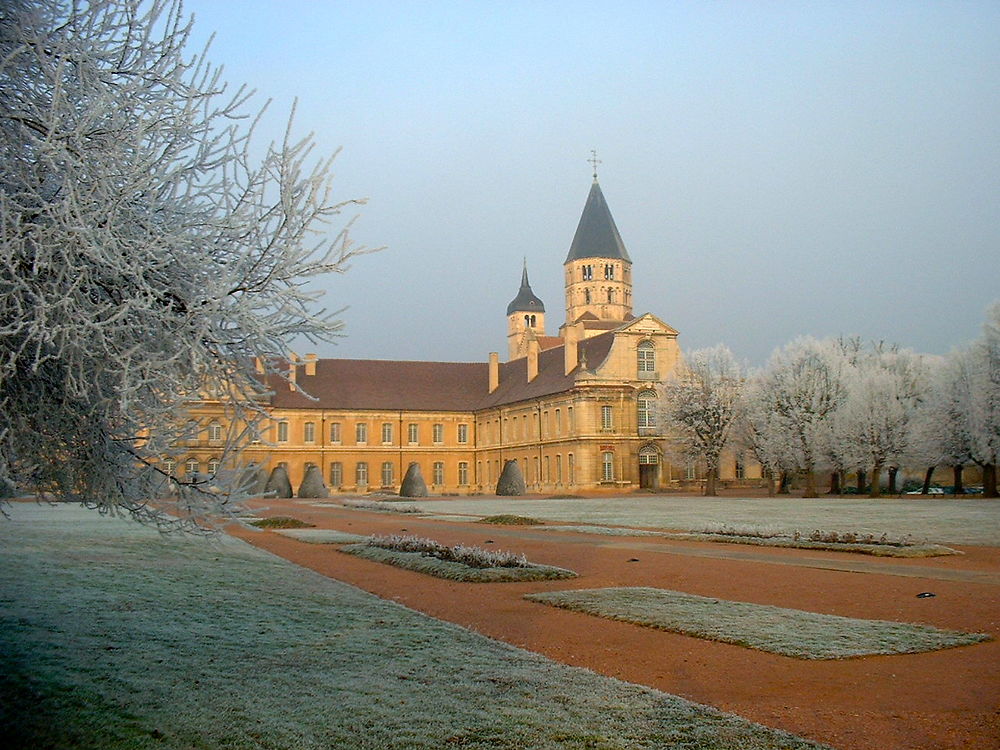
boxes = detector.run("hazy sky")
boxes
[182,0,999,365]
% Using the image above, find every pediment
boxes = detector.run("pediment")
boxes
[617,312,679,337]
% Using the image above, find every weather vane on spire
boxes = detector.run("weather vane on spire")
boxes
[588,149,602,181]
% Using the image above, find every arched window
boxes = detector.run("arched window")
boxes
[207,457,221,476]
[184,457,200,477]
[161,456,176,477]
[637,390,657,432]
[637,341,656,377]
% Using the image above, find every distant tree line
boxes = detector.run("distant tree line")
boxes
[660,303,1000,498]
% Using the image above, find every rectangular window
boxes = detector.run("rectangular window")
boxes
[685,463,696,481]
[735,456,746,480]
[556,455,562,483]
[457,423,468,444]
[356,423,367,444]
[303,422,315,443]
[208,422,222,442]
[277,421,289,443]
[381,422,393,444]
[330,422,341,443]
[330,462,342,487]
[602,452,615,482]
[408,423,418,444]
[567,407,574,434]
[433,461,444,485]
[381,461,394,487]
[356,462,368,485]
[601,405,613,430]
[432,423,443,444]
[544,456,550,482]
[458,461,469,486]
[568,453,574,484]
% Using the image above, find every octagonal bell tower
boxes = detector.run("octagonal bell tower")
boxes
[506,261,545,360]
[562,176,633,328]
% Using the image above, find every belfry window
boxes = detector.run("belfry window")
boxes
[604,264,615,279]
[582,264,593,281]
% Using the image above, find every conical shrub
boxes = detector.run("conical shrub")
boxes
[297,464,328,498]
[399,462,428,497]
[496,459,526,496]
[264,465,292,498]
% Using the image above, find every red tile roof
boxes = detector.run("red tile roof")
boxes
[262,330,618,413]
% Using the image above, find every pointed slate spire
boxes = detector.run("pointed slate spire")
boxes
[564,180,631,263]
[506,259,546,315]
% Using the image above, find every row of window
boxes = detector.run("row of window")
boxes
[276,421,470,445]
[328,461,469,487]
[160,457,221,477]
[180,420,224,443]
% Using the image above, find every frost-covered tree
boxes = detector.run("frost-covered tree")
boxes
[0,0,368,529]
[973,303,1000,496]
[746,337,847,497]
[659,345,745,496]
[833,348,929,497]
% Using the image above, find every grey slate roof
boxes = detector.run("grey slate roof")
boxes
[564,180,631,263]
[506,264,545,315]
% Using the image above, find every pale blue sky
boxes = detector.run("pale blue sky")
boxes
[183,0,999,364]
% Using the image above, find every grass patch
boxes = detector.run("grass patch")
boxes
[526,587,990,660]
[1,504,833,748]
[671,531,957,558]
[478,514,544,526]
[273,528,367,544]
[539,525,668,537]
[342,499,423,514]
[249,516,315,529]
[342,541,578,582]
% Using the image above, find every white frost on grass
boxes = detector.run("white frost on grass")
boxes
[0,504,829,748]
[341,544,577,583]
[526,587,990,660]
[273,528,366,544]
[412,496,1000,546]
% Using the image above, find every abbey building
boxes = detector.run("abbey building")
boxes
[177,178,755,494]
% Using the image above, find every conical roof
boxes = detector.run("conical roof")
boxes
[564,180,631,263]
[506,263,545,315]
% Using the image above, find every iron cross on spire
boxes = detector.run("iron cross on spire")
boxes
[588,149,602,181]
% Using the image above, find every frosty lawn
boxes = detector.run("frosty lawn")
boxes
[341,540,578,582]
[410,495,1000,546]
[526,587,989,660]
[0,504,829,749]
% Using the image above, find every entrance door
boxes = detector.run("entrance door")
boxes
[638,447,659,489]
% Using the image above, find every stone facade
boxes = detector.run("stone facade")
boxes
[170,179,762,494]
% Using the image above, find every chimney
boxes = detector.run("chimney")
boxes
[564,325,579,375]
[527,336,539,382]
[288,352,298,391]
[304,352,317,376]
[489,352,499,393]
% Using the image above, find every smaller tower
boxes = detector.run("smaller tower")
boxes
[506,261,546,360]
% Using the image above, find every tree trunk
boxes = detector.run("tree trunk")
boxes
[803,467,818,498]
[829,471,841,495]
[705,468,717,496]
[921,466,935,494]
[765,468,776,497]
[984,464,998,498]
[952,465,964,495]
[778,471,790,494]
[888,466,899,494]
[869,465,882,498]
[856,470,866,494]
